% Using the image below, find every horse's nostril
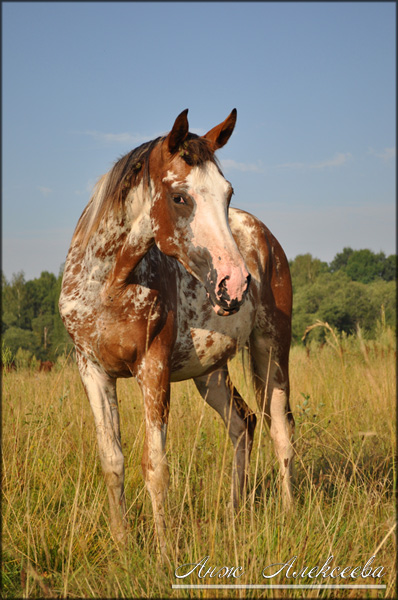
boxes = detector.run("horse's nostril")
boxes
[245,273,251,293]
[219,276,230,288]
[218,276,231,302]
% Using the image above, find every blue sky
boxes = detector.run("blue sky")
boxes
[2,1,396,281]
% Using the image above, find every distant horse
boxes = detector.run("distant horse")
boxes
[59,109,295,555]
[39,360,54,373]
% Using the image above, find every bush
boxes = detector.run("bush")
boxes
[2,327,39,357]
[14,348,33,370]
[1,342,14,369]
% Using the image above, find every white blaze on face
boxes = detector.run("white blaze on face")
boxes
[162,170,179,183]
[184,162,249,308]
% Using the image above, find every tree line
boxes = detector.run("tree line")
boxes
[289,248,396,343]
[1,268,71,365]
[1,247,396,364]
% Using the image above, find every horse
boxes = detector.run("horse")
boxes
[39,360,54,373]
[59,109,295,556]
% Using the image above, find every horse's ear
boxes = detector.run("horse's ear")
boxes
[203,109,237,150]
[167,109,189,154]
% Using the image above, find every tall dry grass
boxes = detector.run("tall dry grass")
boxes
[2,327,396,598]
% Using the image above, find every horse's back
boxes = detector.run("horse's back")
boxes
[229,208,291,298]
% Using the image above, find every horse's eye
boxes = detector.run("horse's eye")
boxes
[173,195,186,205]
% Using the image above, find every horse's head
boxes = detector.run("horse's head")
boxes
[148,109,251,316]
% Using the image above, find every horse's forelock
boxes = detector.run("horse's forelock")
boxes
[173,133,218,167]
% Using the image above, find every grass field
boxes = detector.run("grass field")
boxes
[2,326,396,598]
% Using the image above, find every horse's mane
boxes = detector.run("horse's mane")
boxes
[73,133,218,250]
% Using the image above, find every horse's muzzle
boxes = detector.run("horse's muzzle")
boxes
[211,273,251,316]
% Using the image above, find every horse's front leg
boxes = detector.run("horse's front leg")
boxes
[76,353,127,543]
[136,317,174,558]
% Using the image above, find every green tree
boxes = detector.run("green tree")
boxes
[367,279,396,331]
[291,269,390,342]
[329,248,396,283]
[31,314,55,360]
[345,249,386,284]
[25,271,57,318]
[292,271,348,341]
[2,327,39,357]
[26,271,60,359]
[329,247,354,273]
[1,268,69,360]
[320,281,375,333]
[289,253,329,291]
[1,271,32,330]
[381,254,397,282]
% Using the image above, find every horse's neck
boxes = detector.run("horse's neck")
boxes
[92,183,154,302]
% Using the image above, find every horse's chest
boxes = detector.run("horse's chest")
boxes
[170,275,256,381]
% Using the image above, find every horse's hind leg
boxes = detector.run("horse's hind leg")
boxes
[194,366,257,508]
[250,329,295,509]
[76,353,127,543]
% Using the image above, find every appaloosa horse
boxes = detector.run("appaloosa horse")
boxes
[59,109,295,555]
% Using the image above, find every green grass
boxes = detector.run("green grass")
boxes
[2,330,396,598]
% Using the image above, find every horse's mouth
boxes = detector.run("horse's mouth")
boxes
[207,293,241,317]
[215,305,239,317]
